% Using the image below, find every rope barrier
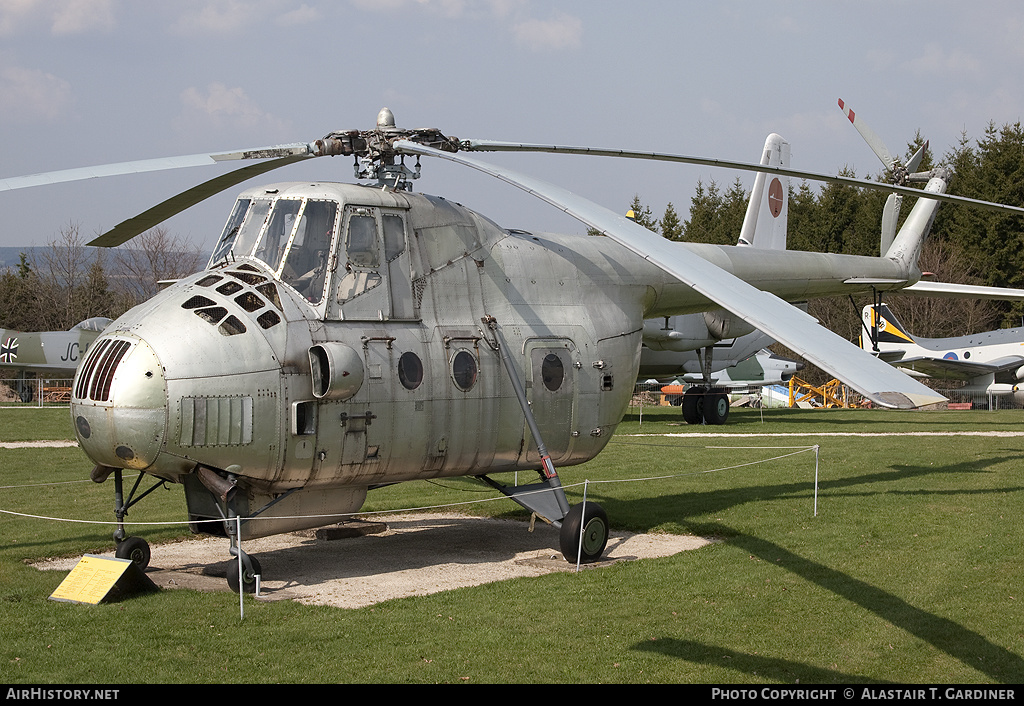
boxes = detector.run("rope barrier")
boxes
[0,441,820,620]
[0,444,819,529]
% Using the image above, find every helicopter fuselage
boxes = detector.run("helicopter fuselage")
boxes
[70,181,915,538]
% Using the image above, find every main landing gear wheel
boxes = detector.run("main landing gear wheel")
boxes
[681,386,705,425]
[226,554,262,594]
[704,390,730,425]
[681,387,730,425]
[559,502,609,564]
[114,536,151,571]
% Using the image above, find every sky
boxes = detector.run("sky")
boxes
[1,0,1023,254]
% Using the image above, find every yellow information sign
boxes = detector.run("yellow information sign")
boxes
[50,555,139,604]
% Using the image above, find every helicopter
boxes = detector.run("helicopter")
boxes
[5,104,1024,592]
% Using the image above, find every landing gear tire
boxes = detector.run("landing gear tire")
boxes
[559,502,609,564]
[226,555,262,594]
[681,387,706,425]
[704,390,730,425]
[114,536,151,571]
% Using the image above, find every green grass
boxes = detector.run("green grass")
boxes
[1,405,1022,683]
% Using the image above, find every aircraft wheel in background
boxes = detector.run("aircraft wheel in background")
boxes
[681,387,706,425]
[704,390,730,425]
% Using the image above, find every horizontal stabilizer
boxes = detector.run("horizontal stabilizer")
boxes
[901,281,1024,301]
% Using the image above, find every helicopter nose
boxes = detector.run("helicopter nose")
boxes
[71,333,167,471]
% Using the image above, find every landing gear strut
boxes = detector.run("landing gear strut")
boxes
[192,467,265,593]
[93,465,163,571]
[482,315,610,564]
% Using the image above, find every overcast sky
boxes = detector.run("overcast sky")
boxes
[2,0,1023,253]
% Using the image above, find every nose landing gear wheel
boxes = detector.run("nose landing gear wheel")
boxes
[559,502,609,564]
[114,536,151,571]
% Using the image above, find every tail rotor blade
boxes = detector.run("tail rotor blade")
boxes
[838,98,899,175]
[907,139,929,175]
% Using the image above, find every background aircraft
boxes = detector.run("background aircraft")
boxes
[677,349,802,389]
[0,318,110,402]
[862,303,1024,406]
[635,133,792,424]
[653,348,802,418]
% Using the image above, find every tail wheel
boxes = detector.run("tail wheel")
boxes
[559,502,609,564]
[227,555,262,594]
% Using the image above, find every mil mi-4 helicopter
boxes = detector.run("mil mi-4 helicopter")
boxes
[5,103,1024,592]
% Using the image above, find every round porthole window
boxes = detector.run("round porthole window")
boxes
[541,353,564,392]
[451,350,478,391]
[398,351,424,390]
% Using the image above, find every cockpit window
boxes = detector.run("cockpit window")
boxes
[231,199,272,259]
[281,200,337,303]
[347,213,379,268]
[255,199,302,273]
[209,198,251,265]
[383,214,406,262]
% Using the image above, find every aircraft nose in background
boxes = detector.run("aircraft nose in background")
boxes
[71,334,168,471]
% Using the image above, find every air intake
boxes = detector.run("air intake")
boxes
[75,339,132,402]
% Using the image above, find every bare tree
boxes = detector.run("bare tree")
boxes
[110,227,204,305]
[30,223,101,330]
[884,238,1000,338]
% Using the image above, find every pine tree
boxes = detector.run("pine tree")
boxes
[627,194,657,231]
[659,202,683,241]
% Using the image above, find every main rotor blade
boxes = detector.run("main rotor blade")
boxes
[87,154,309,247]
[0,143,313,193]
[397,139,945,409]
[462,139,1024,216]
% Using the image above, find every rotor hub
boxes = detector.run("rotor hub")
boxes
[312,108,461,190]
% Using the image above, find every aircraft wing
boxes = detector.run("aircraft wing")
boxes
[892,355,1024,381]
[396,140,946,409]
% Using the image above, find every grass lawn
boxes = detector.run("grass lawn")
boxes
[0,404,1022,683]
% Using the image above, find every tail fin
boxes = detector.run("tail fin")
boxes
[862,303,916,351]
[737,133,790,250]
[882,172,947,268]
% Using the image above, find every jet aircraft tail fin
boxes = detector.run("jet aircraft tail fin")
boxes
[737,133,790,250]
[862,303,916,351]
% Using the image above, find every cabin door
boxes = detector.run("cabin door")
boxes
[523,339,578,464]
